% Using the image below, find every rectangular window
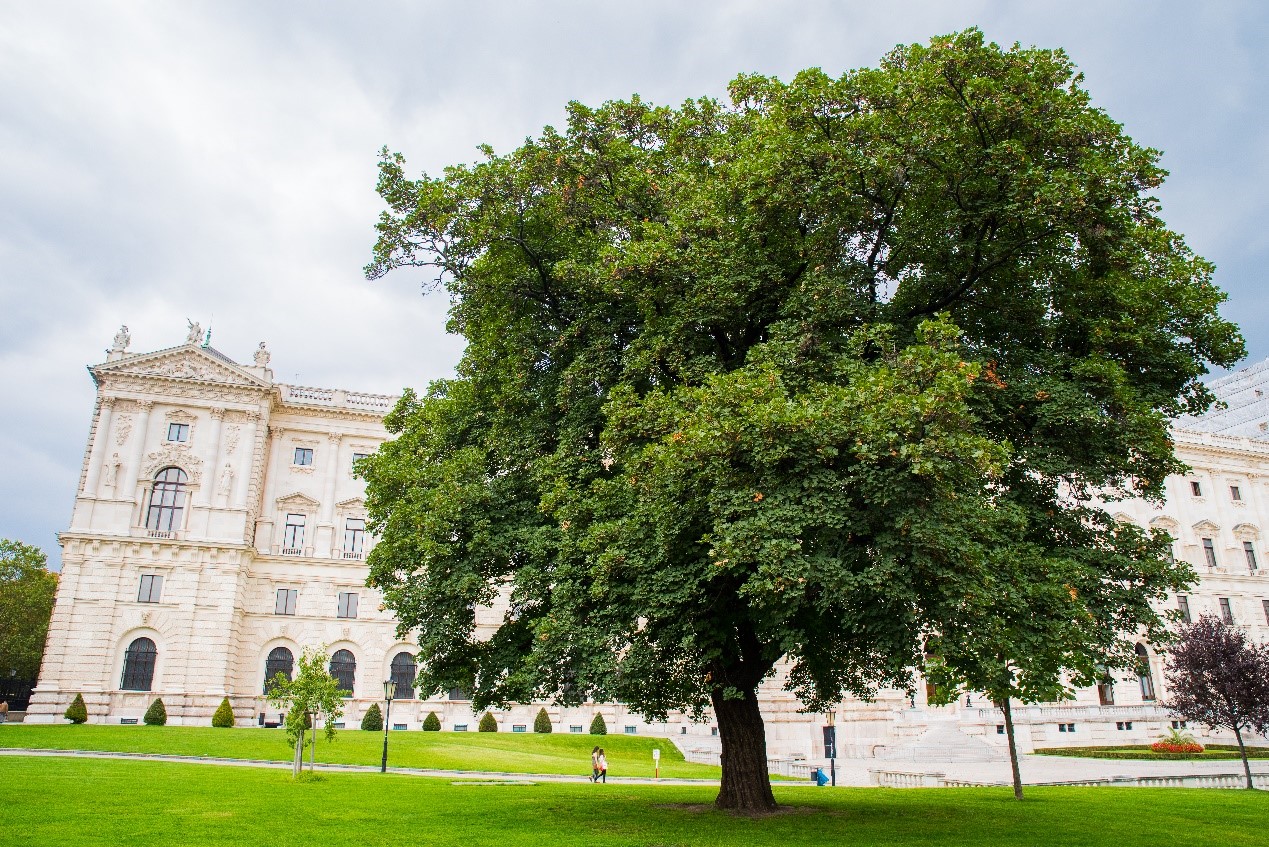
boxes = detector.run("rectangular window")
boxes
[166,423,189,442]
[337,592,359,619]
[344,518,365,555]
[137,574,163,603]
[274,588,297,616]
[283,514,306,551]
[1203,538,1218,568]
[1191,481,1203,497]
[1058,724,1067,733]
[454,724,468,732]
[1171,720,1188,730]
[512,725,527,733]
[351,452,370,470]
[1245,542,1258,570]
[447,688,468,701]
[393,724,406,731]
[1097,680,1115,706]
[570,725,583,733]
[1263,599,1269,625]
[624,726,637,734]
[120,718,138,725]
[996,725,1006,735]
[1178,595,1192,623]
[1231,485,1242,501]
[1219,597,1234,624]
[293,447,314,466]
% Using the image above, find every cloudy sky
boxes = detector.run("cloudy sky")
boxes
[2,1,1266,567]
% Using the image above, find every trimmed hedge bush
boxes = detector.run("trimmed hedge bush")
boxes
[1035,745,1269,761]
[589,713,607,735]
[423,711,441,731]
[361,703,383,731]
[478,711,498,732]
[212,698,235,728]
[534,707,552,733]
[64,694,88,724]
[143,698,167,726]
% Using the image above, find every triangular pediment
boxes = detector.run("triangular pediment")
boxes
[335,497,365,509]
[93,345,268,389]
[276,491,320,509]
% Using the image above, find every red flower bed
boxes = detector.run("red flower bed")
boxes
[1150,741,1204,754]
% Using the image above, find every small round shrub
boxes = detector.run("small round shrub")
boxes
[422,711,441,731]
[361,703,383,731]
[534,707,552,733]
[478,711,498,732]
[589,713,607,735]
[212,697,235,728]
[64,693,88,724]
[143,698,167,726]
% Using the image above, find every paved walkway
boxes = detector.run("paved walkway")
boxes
[4,746,1266,788]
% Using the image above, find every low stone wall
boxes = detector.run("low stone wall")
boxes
[870,768,1269,790]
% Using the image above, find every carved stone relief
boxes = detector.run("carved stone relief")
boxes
[113,414,134,446]
[225,425,241,454]
[141,442,205,484]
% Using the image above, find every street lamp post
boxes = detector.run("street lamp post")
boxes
[825,709,837,787]
[380,680,397,774]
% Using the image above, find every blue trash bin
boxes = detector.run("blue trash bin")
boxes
[815,768,829,787]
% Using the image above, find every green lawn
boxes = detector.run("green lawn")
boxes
[0,723,717,778]
[1,756,1265,847]
[1036,745,1269,761]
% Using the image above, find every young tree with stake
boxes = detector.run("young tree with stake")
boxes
[266,648,345,778]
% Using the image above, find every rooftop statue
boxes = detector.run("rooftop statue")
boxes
[110,325,130,354]
[186,320,203,346]
[254,341,271,367]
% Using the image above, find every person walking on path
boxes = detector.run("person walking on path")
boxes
[590,746,601,783]
[597,748,607,784]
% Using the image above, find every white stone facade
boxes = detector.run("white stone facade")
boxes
[29,332,1269,760]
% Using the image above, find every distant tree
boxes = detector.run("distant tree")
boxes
[143,698,167,726]
[363,29,1241,811]
[1164,615,1269,788]
[589,714,607,736]
[422,711,441,731]
[0,539,58,680]
[361,703,383,731]
[534,707,553,733]
[478,711,498,732]
[64,693,87,724]
[267,648,346,778]
[212,698,235,728]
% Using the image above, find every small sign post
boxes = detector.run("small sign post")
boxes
[652,747,661,780]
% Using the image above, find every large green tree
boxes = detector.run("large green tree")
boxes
[0,539,58,681]
[362,30,1241,811]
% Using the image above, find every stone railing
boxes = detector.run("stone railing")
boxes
[278,385,397,415]
[870,769,1269,790]
[766,757,813,778]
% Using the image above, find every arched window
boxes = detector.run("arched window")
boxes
[1136,643,1156,701]
[146,467,188,532]
[263,647,294,693]
[390,652,417,700]
[329,649,356,694]
[121,637,157,691]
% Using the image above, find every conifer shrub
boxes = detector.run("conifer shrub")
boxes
[534,707,553,733]
[589,713,607,735]
[478,711,498,732]
[212,697,235,728]
[361,702,383,731]
[143,698,167,726]
[423,711,441,731]
[64,693,88,724]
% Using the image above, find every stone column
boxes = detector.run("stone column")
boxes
[124,400,154,507]
[199,407,225,507]
[234,411,260,509]
[82,396,115,495]
[254,425,286,553]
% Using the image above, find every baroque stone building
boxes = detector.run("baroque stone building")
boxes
[28,328,1269,761]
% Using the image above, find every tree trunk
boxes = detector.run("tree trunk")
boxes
[999,697,1024,800]
[1233,726,1254,789]
[309,716,316,772]
[711,687,776,812]
[292,730,303,779]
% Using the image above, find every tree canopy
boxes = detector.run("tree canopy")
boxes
[0,539,58,681]
[362,29,1242,810]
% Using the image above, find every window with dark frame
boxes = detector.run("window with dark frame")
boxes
[1244,542,1258,570]
[1202,537,1218,568]
[1231,485,1242,501]
[274,588,297,616]
[283,513,306,551]
[343,518,365,554]
[166,423,189,442]
[1097,676,1115,706]
[448,687,469,701]
[145,467,188,532]
[329,649,356,693]
[337,591,359,619]
[390,652,417,700]
[1191,480,1203,497]
[351,452,370,471]
[1136,643,1156,701]
[293,447,314,466]
[120,637,157,691]
[1178,595,1192,623]
[137,574,163,603]
[263,646,294,693]
[1219,597,1234,624]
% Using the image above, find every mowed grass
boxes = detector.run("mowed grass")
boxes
[2,757,1266,847]
[0,723,716,778]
